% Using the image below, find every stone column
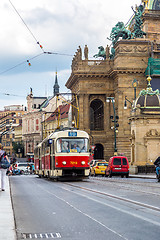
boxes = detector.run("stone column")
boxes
[78,94,89,131]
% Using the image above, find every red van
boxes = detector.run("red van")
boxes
[105,156,129,178]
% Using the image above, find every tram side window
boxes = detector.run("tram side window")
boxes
[57,138,88,153]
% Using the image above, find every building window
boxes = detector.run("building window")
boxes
[36,119,39,131]
[90,99,104,130]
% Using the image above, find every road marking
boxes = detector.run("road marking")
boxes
[37,184,128,240]
[62,185,160,227]
[22,232,61,238]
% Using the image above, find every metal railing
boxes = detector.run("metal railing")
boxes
[137,165,155,174]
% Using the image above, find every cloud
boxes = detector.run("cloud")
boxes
[0,0,142,109]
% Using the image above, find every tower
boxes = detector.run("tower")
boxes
[53,72,60,96]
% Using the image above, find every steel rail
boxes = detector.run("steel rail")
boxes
[64,182,160,213]
[88,177,160,196]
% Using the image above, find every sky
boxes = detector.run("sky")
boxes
[0,0,142,110]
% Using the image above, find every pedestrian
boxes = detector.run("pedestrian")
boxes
[0,144,9,191]
[154,156,160,177]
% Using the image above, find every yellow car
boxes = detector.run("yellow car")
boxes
[90,161,108,176]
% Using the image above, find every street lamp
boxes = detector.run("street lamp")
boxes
[132,79,138,100]
[106,97,119,155]
[124,96,133,110]
[124,79,138,109]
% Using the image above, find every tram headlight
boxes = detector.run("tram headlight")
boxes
[62,161,67,165]
[81,161,85,165]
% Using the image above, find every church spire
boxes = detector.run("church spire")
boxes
[53,71,60,96]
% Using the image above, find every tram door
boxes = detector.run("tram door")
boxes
[94,143,104,159]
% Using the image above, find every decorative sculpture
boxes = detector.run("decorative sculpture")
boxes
[84,45,88,60]
[93,46,106,59]
[109,22,132,46]
[105,45,110,59]
[107,22,132,59]
[131,4,146,38]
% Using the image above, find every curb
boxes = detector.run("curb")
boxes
[0,176,17,240]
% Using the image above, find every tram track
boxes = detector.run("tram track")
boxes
[63,181,160,213]
[88,176,160,196]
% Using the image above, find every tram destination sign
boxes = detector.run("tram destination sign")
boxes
[68,131,77,137]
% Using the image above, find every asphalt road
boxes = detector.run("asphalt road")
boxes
[10,175,160,240]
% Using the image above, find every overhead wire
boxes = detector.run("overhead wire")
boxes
[8,0,44,52]
[2,0,73,75]
[3,0,135,100]
[0,92,25,97]
[0,53,44,75]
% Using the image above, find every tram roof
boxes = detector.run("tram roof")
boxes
[43,128,89,141]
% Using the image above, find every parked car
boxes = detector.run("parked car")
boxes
[90,161,108,176]
[89,159,107,174]
[14,162,28,171]
[105,156,129,178]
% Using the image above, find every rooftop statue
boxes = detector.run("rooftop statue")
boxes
[84,44,88,60]
[109,22,132,46]
[93,46,106,59]
[131,4,146,38]
[107,21,132,59]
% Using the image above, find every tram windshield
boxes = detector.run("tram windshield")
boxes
[57,138,88,153]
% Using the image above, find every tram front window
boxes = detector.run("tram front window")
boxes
[57,138,88,153]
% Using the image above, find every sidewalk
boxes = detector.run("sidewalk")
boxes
[130,173,156,179]
[0,176,16,240]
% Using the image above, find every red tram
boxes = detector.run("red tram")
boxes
[34,128,90,180]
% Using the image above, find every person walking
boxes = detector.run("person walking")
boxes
[0,144,9,191]
[154,156,160,177]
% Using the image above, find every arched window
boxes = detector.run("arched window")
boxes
[90,99,104,130]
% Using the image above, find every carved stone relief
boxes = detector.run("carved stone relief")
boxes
[145,129,160,137]
[86,83,105,88]
[118,46,148,53]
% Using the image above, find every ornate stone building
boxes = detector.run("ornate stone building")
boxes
[130,77,160,167]
[66,0,160,164]
[22,73,63,156]
[0,105,25,156]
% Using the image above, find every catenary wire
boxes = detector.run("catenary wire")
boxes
[0,53,44,75]
[8,0,44,52]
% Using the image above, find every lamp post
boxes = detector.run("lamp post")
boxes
[107,97,119,155]
[132,79,138,100]
[124,79,138,109]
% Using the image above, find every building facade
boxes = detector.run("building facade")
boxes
[22,73,64,156]
[0,105,25,156]
[66,1,160,165]
[42,104,71,138]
